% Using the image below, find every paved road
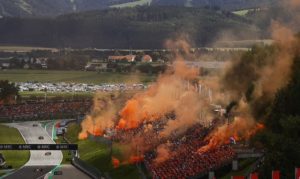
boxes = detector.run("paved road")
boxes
[43,121,91,179]
[44,164,91,179]
[3,121,91,179]
[3,122,62,179]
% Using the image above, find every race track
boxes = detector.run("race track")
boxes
[3,122,62,179]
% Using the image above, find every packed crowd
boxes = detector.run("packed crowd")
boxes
[0,101,92,119]
[144,125,236,179]
[111,115,236,179]
[17,82,147,93]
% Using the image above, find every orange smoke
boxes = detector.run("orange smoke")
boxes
[79,93,116,139]
[92,126,104,136]
[78,131,88,140]
[115,38,204,137]
[153,144,173,164]
[117,99,140,129]
[129,155,144,164]
[198,116,264,154]
[112,157,120,168]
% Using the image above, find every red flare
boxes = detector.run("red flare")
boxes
[78,132,88,140]
[129,155,144,164]
[112,157,120,168]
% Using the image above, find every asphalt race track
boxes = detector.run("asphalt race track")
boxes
[44,164,91,179]
[4,166,55,179]
[3,121,91,179]
[4,122,62,179]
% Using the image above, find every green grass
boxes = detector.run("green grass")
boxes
[65,123,141,179]
[0,124,30,169]
[110,0,152,8]
[55,136,73,164]
[0,70,156,84]
[0,45,57,52]
[20,91,94,98]
[220,158,257,179]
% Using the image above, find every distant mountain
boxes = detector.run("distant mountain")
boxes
[151,0,276,11]
[0,0,137,17]
[0,6,262,49]
[0,0,278,18]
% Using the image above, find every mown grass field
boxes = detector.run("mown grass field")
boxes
[20,91,94,98]
[0,70,156,84]
[0,46,57,52]
[65,123,141,179]
[0,125,29,169]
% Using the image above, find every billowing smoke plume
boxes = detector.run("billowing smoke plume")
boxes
[79,37,218,165]
[153,143,174,164]
[116,38,210,138]
[198,100,264,153]
[79,3,300,163]
[79,93,116,139]
[198,0,300,152]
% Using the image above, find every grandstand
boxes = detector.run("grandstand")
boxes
[0,100,92,121]
[111,114,237,179]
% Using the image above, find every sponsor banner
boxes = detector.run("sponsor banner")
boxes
[272,170,280,179]
[250,172,259,179]
[232,176,245,179]
[296,168,300,179]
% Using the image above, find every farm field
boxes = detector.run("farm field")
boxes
[0,70,156,84]
[0,46,58,52]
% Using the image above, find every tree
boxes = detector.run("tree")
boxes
[252,57,300,179]
[0,80,19,104]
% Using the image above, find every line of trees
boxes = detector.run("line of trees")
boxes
[0,6,258,49]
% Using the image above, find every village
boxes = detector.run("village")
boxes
[0,48,229,75]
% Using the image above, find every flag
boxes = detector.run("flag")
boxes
[296,168,300,179]
[250,172,259,179]
[230,136,236,144]
[272,170,280,179]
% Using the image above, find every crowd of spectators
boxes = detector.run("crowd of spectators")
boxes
[144,124,236,179]
[0,100,92,119]
[111,116,236,179]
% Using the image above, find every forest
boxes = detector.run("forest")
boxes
[0,6,259,49]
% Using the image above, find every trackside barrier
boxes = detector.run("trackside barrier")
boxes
[71,157,104,179]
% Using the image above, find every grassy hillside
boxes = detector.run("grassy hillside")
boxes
[0,6,260,49]
[0,0,141,17]
[0,0,277,18]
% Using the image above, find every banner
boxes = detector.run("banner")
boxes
[250,172,259,179]
[296,168,300,179]
[232,176,245,179]
[272,170,280,179]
